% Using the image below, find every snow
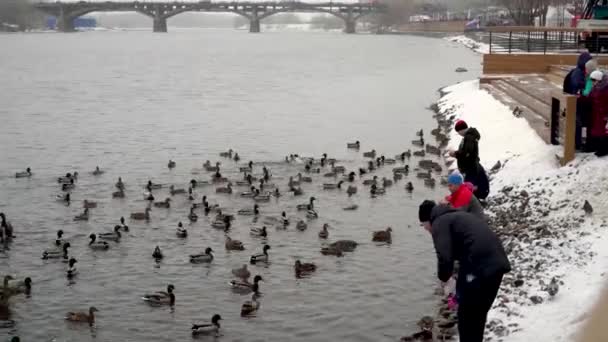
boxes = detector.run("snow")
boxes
[446,35,490,54]
[437,79,608,342]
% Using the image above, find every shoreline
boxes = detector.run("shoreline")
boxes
[435,78,608,341]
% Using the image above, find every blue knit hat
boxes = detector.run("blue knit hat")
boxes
[447,172,464,186]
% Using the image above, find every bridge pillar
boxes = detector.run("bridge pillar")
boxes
[249,19,261,33]
[345,20,356,34]
[57,10,75,32]
[153,16,168,33]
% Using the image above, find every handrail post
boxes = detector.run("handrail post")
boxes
[543,30,547,54]
[527,30,531,52]
[508,31,512,53]
[489,31,492,54]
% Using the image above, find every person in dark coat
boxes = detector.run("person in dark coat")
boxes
[467,163,490,201]
[585,71,608,156]
[450,120,481,181]
[564,52,593,149]
[419,200,511,342]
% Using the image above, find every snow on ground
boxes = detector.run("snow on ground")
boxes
[437,80,608,342]
[446,35,490,54]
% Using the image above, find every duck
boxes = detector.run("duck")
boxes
[254,191,271,202]
[192,314,222,336]
[216,183,233,194]
[119,216,129,231]
[143,191,154,201]
[289,186,303,196]
[188,207,198,222]
[412,137,424,146]
[115,177,125,190]
[426,144,441,155]
[250,226,267,238]
[323,180,344,190]
[318,223,329,239]
[413,150,426,157]
[211,216,232,230]
[330,240,358,252]
[324,170,338,178]
[169,185,186,195]
[370,184,386,196]
[294,260,317,277]
[343,204,359,210]
[112,189,125,198]
[230,275,263,294]
[190,247,213,263]
[91,166,104,176]
[320,246,343,257]
[145,180,162,190]
[130,207,151,220]
[219,149,233,158]
[55,230,65,246]
[176,222,188,238]
[393,173,403,181]
[167,160,176,169]
[232,264,251,281]
[347,185,357,196]
[363,149,376,158]
[306,208,318,219]
[88,234,110,250]
[66,258,78,278]
[152,246,163,259]
[250,244,271,264]
[288,176,300,188]
[65,306,98,326]
[240,186,258,198]
[405,182,414,192]
[383,157,397,164]
[241,294,260,316]
[98,225,121,242]
[416,129,424,137]
[2,275,15,295]
[297,196,315,211]
[345,171,356,182]
[347,141,360,149]
[297,172,312,183]
[363,176,378,186]
[1,276,32,296]
[204,161,221,172]
[416,170,432,179]
[424,178,436,188]
[42,242,70,260]
[83,200,97,209]
[57,192,71,203]
[225,236,245,251]
[58,172,77,184]
[238,204,260,216]
[296,220,307,231]
[154,198,171,208]
[372,227,392,243]
[15,168,32,178]
[142,284,175,306]
[233,153,240,162]
[73,208,89,221]
[382,177,393,187]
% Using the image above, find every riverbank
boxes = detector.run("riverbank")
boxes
[436,79,608,341]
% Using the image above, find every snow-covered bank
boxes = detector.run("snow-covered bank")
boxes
[437,80,608,342]
[446,35,489,54]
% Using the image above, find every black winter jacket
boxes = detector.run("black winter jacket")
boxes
[430,205,511,286]
[455,127,481,176]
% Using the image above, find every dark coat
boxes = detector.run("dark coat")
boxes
[565,52,592,95]
[465,163,490,200]
[455,127,481,176]
[429,205,511,289]
[588,75,608,138]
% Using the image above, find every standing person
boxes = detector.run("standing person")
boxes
[564,52,593,149]
[444,172,484,218]
[586,71,608,156]
[418,200,511,342]
[449,120,480,181]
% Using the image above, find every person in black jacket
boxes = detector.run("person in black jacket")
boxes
[450,120,481,180]
[419,200,511,342]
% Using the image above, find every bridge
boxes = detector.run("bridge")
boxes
[34,1,387,33]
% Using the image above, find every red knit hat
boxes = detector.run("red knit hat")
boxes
[455,120,468,132]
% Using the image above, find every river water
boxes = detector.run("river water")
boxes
[0,29,480,342]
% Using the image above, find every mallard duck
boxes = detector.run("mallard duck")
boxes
[145,180,162,190]
[83,200,97,209]
[88,234,109,250]
[142,284,175,306]
[372,227,392,243]
[73,208,89,221]
[192,314,222,336]
[320,246,343,256]
[167,160,176,169]
[330,240,358,252]
[219,149,233,158]
[250,226,267,238]
[425,144,441,155]
[250,245,270,264]
[370,184,386,196]
[296,220,307,231]
[15,168,32,178]
[92,166,104,176]
[318,223,329,239]
[203,161,221,172]
[382,177,393,187]
[152,246,163,259]
[416,129,424,137]
[294,260,317,277]
[66,258,78,278]
[424,178,436,188]
[56,193,71,203]
[65,306,98,326]
[98,225,121,242]
[288,176,300,188]
[362,176,378,186]
[383,158,397,164]
[241,294,260,316]
[2,275,15,295]
[188,207,198,222]
[115,177,125,190]
[153,198,171,208]
[413,150,426,157]
[393,173,403,181]
[118,217,129,231]
[190,247,213,263]
[58,173,76,184]
[323,181,344,190]
[323,171,337,178]
[230,275,263,294]
[233,153,240,162]
[347,141,360,149]
[297,197,315,211]
[225,236,245,251]
[55,230,64,246]
[416,170,432,179]
[240,186,258,198]
[343,204,359,211]
[1,276,32,296]
[306,208,318,219]
[112,189,125,198]
[363,149,376,158]
[405,182,414,192]
[130,207,151,220]
[216,183,233,194]
[412,137,424,146]
[238,204,260,216]
[254,192,271,202]
[42,242,70,260]
[289,186,303,196]
[346,185,357,196]
[169,185,185,196]
[232,264,251,281]
[176,222,188,238]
